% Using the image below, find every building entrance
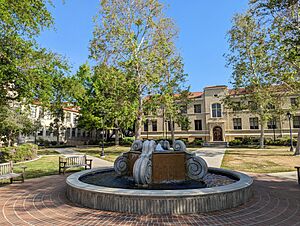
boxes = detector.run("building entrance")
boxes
[213,126,223,141]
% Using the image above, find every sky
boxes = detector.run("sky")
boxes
[37,0,249,92]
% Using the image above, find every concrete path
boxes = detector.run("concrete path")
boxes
[193,148,226,168]
[267,171,298,181]
[54,148,113,168]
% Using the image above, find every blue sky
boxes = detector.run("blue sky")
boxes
[37,0,249,92]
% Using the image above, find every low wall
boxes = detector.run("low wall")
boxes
[66,167,253,215]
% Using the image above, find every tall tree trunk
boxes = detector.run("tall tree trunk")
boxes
[135,91,143,140]
[295,128,300,155]
[56,123,60,144]
[115,119,120,146]
[259,120,264,149]
[170,119,175,147]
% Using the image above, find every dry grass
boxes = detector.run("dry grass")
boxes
[222,147,300,173]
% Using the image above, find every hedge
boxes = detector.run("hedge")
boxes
[0,143,38,163]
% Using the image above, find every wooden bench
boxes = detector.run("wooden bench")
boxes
[0,161,26,183]
[296,166,300,185]
[59,155,92,174]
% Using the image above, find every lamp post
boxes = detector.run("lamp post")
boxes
[99,111,106,157]
[272,119,276,142]
[146,119,149,140]
[287,112,294,152]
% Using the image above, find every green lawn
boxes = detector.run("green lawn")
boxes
[75,146,130,162]
[13,155,83,179]
[222,147,300,173]
[37,149,60,155]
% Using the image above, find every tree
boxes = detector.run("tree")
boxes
[75,64,138,145]
[0,0,68,107]
[225,13,278,148]
[90,0,178,140]
[248,0,300,153]
[0,106,34,146]
[151,54,190,145]
[48,74,77,144]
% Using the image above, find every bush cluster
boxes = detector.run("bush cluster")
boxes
[229,136,297,147]
[0,143,38,163]
[120,137,135,145]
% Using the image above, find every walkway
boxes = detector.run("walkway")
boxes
[54,148,113,168]
[0,173,299,225]
[193,148,226,168]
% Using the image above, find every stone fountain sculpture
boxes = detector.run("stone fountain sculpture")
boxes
[114,139,208,186]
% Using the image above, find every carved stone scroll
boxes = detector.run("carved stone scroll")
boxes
[114,155,129,176]
[173,140,186,152]
[186,155,208,181]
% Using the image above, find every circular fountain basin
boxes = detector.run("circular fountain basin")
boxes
[66,167,253,214]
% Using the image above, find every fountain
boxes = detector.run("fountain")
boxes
[66,140,253,214]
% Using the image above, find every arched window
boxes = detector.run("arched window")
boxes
[212,103,222,117]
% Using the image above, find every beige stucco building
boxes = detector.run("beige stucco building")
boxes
[141,85,300,143]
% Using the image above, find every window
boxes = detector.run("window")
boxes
[152,120,157,132]
[267,119,277,129]
[77,129,81,137]
[212,103,222,117]
[233,118,242,130]
[194,120,202,130]
[293,116,300,128]
[30,106,37,118]
[291,98,299,107]
[144,120,149,131]
[180,105,187,114]
[74,116,79,125]
[66,113,71,122]
[249,117,259,129]
[72,129,76,137]
[168,121,175,131]
[46,130,51,136]
[194,104,201,113]
[248,101,257,110]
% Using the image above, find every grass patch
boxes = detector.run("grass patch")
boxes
[37,149,60,155]
[75,146,130,162]
[222,148,300,173]
[12,156,83,179]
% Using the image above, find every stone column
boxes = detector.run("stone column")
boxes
[43,127,46,138]
[75,128,78,138]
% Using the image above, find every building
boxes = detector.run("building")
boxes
[25,104,98,145]
[141,85,300,143]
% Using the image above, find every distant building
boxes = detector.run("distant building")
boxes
[25,104,98,145]
[141,85,299,143]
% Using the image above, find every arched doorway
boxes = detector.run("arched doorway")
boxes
[213,126,223,141]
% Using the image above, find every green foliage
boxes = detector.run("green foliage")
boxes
[0,0,69,107]
[75,64,137,145]
[91,0,181,139]
[193,139,204,146]
[0,106,35,146]
[0,143,38,163]
[229,139,243,146]
[121,137,135,145]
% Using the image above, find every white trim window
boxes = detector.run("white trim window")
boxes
[212,103,222,118]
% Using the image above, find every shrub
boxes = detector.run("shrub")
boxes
[229,139,242,146]
[121,137,134,145]
[0,143,38,163]
[193,139,204,146]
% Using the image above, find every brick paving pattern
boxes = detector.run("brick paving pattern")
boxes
[0,173,299,226]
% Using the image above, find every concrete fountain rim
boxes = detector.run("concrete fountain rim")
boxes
[66,167,253,198]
